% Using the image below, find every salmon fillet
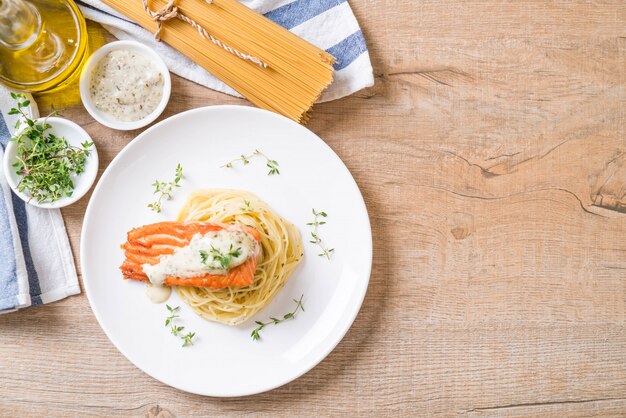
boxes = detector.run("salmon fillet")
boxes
[120,221,261,289]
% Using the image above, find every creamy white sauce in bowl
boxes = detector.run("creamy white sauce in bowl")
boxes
[79,41,171,130]
[90,50,164,122]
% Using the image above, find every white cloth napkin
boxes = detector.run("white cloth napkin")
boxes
[76,0,374,102]
[0,89,80,314]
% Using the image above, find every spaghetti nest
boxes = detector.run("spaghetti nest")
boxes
[176,189,303,325]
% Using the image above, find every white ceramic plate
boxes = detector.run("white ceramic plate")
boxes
[81,106,372,397]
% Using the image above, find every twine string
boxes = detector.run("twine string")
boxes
[142,0,268,68]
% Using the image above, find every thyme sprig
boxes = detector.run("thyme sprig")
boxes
[200,245,242,269]
[164,305,196,347]
[165,304,179,326]
[308,209,334,259]
[240,199,253,213]
[181,332,196,347]
[8,93,93,203]
[170,325,185,336]
[251,295,305,341]
[222,149,280,175]
[148,163,183,212]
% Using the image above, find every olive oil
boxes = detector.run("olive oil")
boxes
[0,0,88,92]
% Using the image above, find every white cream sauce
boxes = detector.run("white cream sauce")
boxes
[142,230,257,286]
[144,283,171,304]
[89,49,164,122]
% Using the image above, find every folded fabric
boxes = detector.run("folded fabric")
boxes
[0,88,80,314]
[76,0,374,102]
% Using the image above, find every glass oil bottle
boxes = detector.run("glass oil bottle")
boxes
[0,0,88,92]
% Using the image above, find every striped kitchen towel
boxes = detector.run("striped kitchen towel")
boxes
[76,0,374,102]
[0,89,80,314]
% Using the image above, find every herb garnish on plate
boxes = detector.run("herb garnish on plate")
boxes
[148,163,183,212]
[200,245,242,269]
[308,209,334,259]
[251,295,305,341]
[222,149,280,175]
[8,93,93,204]
[165,305,196,347]
[240,199,254,213]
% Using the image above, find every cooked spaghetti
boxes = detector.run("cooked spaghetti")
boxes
[175,189,303,325]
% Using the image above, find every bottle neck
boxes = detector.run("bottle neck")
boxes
[0,0,42,49]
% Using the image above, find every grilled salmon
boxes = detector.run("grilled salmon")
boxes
[120,221,261,289]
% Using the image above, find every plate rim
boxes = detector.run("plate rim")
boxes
[80,105,372,396]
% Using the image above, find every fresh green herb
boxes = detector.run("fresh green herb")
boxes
[8,93,93,203]
[181,332,196,347]
[164,305,196,347]
[148,163,183,212]
[211,246,230,269]
[251,295,305,341]
[240,199,253,213]
[170,325,185,336]
[223,245,242,267]
[222,149,280,175]
[200,245,242,269]
[165,304,180,326]
[199,250,209,264]
[307,209,334,259]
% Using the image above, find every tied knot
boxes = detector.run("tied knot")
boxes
[143,0,179,41]
[142,0,267,68]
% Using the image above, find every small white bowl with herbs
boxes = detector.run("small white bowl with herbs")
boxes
[2,93,98,209]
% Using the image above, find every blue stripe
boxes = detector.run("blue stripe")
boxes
[0,110,11,145]
[10,193,42,305]
[0,111,19,310]
[264,0,346,30]
[326,30,367,70]
[0,109,42,306]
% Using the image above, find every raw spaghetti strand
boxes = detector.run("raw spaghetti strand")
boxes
[176,189,303,325]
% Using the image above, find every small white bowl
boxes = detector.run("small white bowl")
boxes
[3,117,99,209]
[79,40,171,130]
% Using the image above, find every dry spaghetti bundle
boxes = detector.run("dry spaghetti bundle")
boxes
[101,0,336,123]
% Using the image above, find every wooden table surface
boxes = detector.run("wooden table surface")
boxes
[1,1,625,416]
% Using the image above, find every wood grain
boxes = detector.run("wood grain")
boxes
[1,1,625,416]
